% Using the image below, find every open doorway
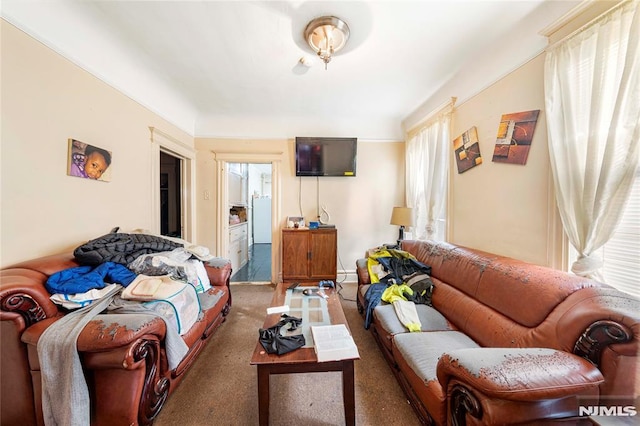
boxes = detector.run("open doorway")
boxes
[230,163,272,283]
[149,127,195,243]
[212,151,282,285]
[160,151,182,238]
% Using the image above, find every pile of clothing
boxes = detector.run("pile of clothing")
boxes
[49,229,216,316]
[363,248,435,330]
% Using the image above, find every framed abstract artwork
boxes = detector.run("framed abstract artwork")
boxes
[491,110,540,165]
[453,126,483,174]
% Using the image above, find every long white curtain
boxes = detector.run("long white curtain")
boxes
[544,0,640,280]
[405,113,450,241]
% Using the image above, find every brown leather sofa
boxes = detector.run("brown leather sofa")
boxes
[356,240,640,425]
[1,251,232,426]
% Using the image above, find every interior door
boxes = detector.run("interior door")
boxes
[160,151,182,238]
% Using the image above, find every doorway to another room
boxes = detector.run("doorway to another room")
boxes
[230,163,272,283]
[160,151,182,238]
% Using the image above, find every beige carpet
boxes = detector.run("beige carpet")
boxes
[154,282,421,426]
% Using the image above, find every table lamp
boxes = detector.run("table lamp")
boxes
[390,207,414,245]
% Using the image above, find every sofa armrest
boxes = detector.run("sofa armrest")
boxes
[205,259,232,310]
[437,348,604,424]
[356,258,370,286]
[22,313,170,425]
[0,270,60,328]
[205,259,232,286]
[557,289,640,363]
[437,347,603,400]
[22,313,167,358]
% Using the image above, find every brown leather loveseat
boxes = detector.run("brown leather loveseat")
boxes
[356,240,639,425]
[1,250,232,426]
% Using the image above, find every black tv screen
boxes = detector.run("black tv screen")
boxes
[295,137,357,177]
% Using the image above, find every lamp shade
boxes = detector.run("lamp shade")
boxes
[390,207,414,227]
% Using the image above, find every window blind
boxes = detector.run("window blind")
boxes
[600,168,640,297]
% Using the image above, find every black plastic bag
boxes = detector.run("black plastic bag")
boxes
[259,314,306,355]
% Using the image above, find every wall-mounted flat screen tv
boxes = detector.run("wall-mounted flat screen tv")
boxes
[295,137,357,177]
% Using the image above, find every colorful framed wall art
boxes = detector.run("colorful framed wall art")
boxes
[491,110,540,165]
[453,126,483,174]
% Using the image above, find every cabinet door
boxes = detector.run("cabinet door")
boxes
[282,231,309,280]
[228,172,242,205]
[239,236,248,267]
[229,240,240,274]
[309,230,337,280]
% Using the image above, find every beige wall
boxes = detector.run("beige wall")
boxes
[449,54,562,267]
[195,138,405,278]
[1,21,194,267]
[2,16,564,272]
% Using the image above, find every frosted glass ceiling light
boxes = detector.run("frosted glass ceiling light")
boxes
[304,16,350,70]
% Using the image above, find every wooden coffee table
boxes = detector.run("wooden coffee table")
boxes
[250,283,359,425]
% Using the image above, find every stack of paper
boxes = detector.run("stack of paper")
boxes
[311,324,360,362]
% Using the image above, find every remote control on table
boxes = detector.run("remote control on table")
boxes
[287,282,300,290]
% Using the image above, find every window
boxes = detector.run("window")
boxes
[405,114,450,242]
[602,170,640,296]
[570,169,640,297]
[545,1,639,295]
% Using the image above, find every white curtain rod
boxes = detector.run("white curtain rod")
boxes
[545,0,631,51]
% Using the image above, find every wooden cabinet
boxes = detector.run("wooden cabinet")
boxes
[228,163,248,206]
[229,222,248,273]
[282,228,337,282]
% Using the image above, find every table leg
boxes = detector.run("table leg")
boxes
[257,365,270,426]
[342,360,355,426]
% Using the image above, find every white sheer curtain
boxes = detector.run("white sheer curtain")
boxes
[405,113,450,241]
[544,0,640,280]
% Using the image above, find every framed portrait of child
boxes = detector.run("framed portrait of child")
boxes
[67,139,112,182]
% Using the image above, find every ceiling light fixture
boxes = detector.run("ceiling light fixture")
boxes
[304,16,350,70]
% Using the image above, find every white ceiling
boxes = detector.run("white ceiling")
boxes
[2,1,581,140]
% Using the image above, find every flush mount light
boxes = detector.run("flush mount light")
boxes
[304,16,350,70]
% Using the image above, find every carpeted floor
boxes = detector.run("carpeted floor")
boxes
[154,282,421,426]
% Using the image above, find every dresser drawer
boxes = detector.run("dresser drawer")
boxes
[230,223,247,242]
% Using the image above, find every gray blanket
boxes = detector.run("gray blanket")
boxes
[106,294,189,369]
[38,286,188,425]
[73,232,182,266]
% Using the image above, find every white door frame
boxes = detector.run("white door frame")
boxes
[212,151,283,284]
[149,127,196,242]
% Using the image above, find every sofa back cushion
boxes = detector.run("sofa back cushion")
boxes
[401,240,602,347]
[476,258,597,327]
[8,253,80,277]
[401,241,494,297]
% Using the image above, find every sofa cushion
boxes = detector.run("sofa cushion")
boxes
[393,331,480,424]
[373,304,453,335]
[393,331,479,383]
